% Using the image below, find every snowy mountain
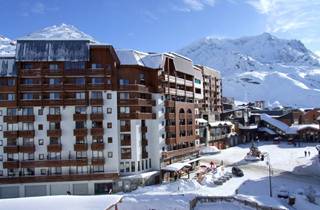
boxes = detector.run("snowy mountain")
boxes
[178,33,320,107]
[0,35,16,56]
[19,23,96,42]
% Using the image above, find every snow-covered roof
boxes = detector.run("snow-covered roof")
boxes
[161,162,191,172]
[289,124,319,132]
[260,114,289,133]
[0,195,123,210]
[209,121,233,127]
[196,118,208,124]
[16,40,90,61]
[0,57,16,76]
[19,24,96,42]
[115,49,163,69]
[238,124,258,129]
[258,127,276,135]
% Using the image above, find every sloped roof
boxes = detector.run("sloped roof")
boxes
[115,49,163,69]
[0,56,16,76]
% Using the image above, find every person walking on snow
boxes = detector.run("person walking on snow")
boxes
[308,151,311,157]
[305,151,307,157]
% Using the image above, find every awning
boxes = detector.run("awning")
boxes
[209,121,233,127]
[161,162,191,172]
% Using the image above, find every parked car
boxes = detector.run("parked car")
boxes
[231,166,244,177]
[278,187,289,199]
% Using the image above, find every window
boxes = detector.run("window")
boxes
[108,152,113,158]
[40,169,47,175]
[22,78,34,85]
[76,92,85,99]
[138,161,140,171]
[75,78,85,85]
[7,93,15,101]
[0,155,2,161]
[75,121,86,129]
[92,151,104,158]
[91,63,103,69]
[7,108,17,116]
[22,108,33,115]
[120,162,124,173]
[49,107,60,115]
[93,165,104,173]
[22,93,33,100]
[125,162,130,172]
[7,123,18,131]
[64,61,85,70]
[107,137,112,143]
[107,123,112,128]
[22,123,34,131]
[75,106,86,114]
[92,136,103,143]
[92,106,103,113]
[139,73,145,81]
[0,170,3,176]
[149,158,152,168]
[0,125,2,131]
[119,93,129,100]
[38,109,43,115]
[106,79,111,85]
[39,154,44,160]
[39,139,44,145]
[49,122,60,130]
[7,79,15,86]
[0,140,2,146]
[23,63,33,69]
[131,162,135,172]
[195,79,201,84]
[119,79,129,86]
[141,160,144,170]
[107,93,112,99]
[120,107,130,114]
[92,77,104,84]
[38,124,43,130]
[91,91,102,99]
[49,78,61,85]
[49,64,59,71]
[49,92,60,100]
[107,108,112,114]
[76,151,87,159]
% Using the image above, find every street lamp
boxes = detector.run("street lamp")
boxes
[264,152,272,197]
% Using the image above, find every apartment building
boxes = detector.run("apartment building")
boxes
[0,38,222,197]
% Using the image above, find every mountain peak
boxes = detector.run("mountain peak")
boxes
[19,23,96,42]
[0,35,16,57]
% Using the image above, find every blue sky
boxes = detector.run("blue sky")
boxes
[1,0,320,54]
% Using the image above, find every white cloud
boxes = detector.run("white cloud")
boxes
[315,51,320,57]
[175,0,216,12]
[247,0,320,52]
[31,2,45,14]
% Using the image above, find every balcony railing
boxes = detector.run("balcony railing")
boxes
[91,143,105,151]
[119,84,149,92]
[162,146,200,160]
[74,143,88,151]
[73,128,88,136]
[47,129,62,137]
[47,144,62,152]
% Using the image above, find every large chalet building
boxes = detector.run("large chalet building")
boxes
[0,37,222,197]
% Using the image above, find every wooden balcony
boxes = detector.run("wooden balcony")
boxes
[91,128,104,136]
[73,128,88,136]
[63,84,86,90]
[63,69,86,76]
[47,129,62,137]
[120,139,131,146]
[74,143,88,151]
[165,100,175,107]
[119,84,149,92]
[91,143,105,151]
[165,113,175,120]
[20,159,88,168]
[19,84,41,91]
[20,69,41,77]
[4,146,19,153]
[42,84,63,91]
[73,114,87,121]
[118,99,156,106]
[0,101,17,107]
[90,113,104,121]
[142,151,148,159]
[86,68,105,75]
[19,144,35,153]
[42,69,63,76]
[121,153,131,160]
[118,112,156,120]
[162,146,200,160]
[0,86,16,92]
[20,100,42,106]
[42,99,64,106]
[120,125,130,132]
[3,161,19,169]
[18,130,35,138]
[87,84,106,90]
[141,126,148,133]
[165,125,176,132]
[90,99,104,105]
[64,99,86,106]
[3,116,18,123]
[47,114,61,122]
[91,158,105,165]
[4,131,18,138]
[142,138,148,146]
[0,172,119,184]
[165,137,176,145]
[47,144,62,152]
[19,115,35,122]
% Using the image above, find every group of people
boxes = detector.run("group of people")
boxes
[304,150,311,157]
